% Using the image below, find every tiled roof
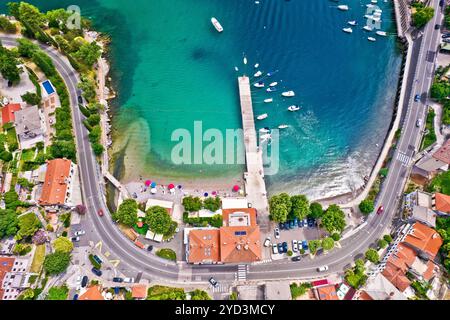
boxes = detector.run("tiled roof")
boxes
[188,229,220,264]
[222,208,257,227]
[39,159,72,206]
[78,285,104,300]
[387,243,416,272]
[131,284,148,299]
[1,103,21,125]
[382,261,411,292]
[434,193,450,213]
[0,257,14,300]
[357,290,374,300]
[432,139,450,164]
[404,222,443,259]
[220,226,261,263]
[315,284,338,300]
[422,260,438,281]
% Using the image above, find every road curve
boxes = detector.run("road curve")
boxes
[0,1,443,284]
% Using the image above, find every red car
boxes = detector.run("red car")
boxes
[97,209,104,217]
[376,206,384,215]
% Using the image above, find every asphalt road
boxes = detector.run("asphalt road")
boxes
[0,0,443,285]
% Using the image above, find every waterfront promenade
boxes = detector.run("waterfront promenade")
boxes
[237,76,270,231]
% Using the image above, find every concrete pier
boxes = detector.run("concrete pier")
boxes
[238,76,270,230]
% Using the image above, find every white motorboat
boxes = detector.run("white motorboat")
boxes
[282,91,295,97]
[348,21,357,26]
[254,71,262,77]
[288,105,300,112]
[363,25,373,32]
[264,98,273,103]
[257,113,268,120]
[366,4,375,8]
[376,31,387,36]
[211,17,223,32]
[243,56,247,65]
[254,82,264,88]
[371,0,377,3]
[234,66,239,71]
[267,87,277,92]
[254,63,259,68]
[343,27,353,33]
[278,124,289,129]
[338,5,349,11]
[368,37,376,42]
[259,127,270,134]
[269,82,278,87]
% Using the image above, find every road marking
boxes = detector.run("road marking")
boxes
[109,259,120,268]
[237,264,247,281]
[104,251,110,257]
[211,284,230,293]
[396,152,410,166]
[95,241,102,252]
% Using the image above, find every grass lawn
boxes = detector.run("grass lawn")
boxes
[147,285,185,300]
[133,223,149,235]
[421,109,436,151]
[30,245,46,273]
[5,127,18,149]
[427,170,450,195]
[156,248,176,261]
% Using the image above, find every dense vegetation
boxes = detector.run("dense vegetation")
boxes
[145,206,173,235]
[182,196,222,213]
[426,170,450,195]
[156,248,177,261]
[411,1,435,28]
[0,41,22,85]
[290,282,311,300]
[430,65,450,126]
[113,199,138,227]
[436,217,450,274]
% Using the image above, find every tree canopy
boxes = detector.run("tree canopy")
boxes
[46,285,69,300]
[182,196,203,212]
[290,195,310,220]
[320,204,346,234]
[321,237,335,251]
[412,4,435,28]
[113,199,138,227]
[365,248,380,263]
[0,209,18,239]
[0,42,22,85]
[145,206,173,235]
[203,197,221,212]
[309,202,323,219]
[43,251,71,275]
[359,199,374,215]
[269,193,292,223]
[190,289,211,300]
[16,212,41,240]
[53,236,74,253]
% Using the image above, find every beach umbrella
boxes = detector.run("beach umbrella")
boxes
[204,192,209,197]
[151,182,157,188]
[150,188,157,194]
[168,183,175,190]
[233,185,240,192]
[145,180,151,187]
[178,185,182,189]
[212,191,217,196]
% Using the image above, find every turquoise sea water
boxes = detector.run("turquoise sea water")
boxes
[2,0,402,199]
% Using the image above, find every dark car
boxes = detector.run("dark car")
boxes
[307,218,315,228]
[297,219,302,227]
[377,205,384,215]
[73,294,79,300]
[91,267,102,277]
[282,242,288,252]
[414,94,421,102]
[442,33,450,38]
[279,222,285,230]
[289,220,295,228]
[302,240,308,251]
[147,245,153,252]
[292,256,301,262]
[77,95,83,104]
[284,222,290,230]
[277,243,284,253]
[93,255,103,265]
[293,218,298,226]
[112,277,123,283]
[435,24,441,30]
[209,277,219,288]
[440,0,445,7]
[81,276,88,288]
[443,38,450,43]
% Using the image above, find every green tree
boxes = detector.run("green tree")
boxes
[16,213,41,240]
[378,239,388,249]
[17,38,39,58]
[430,81,450,101]
[412,5,435,28]
[321,204,346,234]
[359,199,374,215]
[321,237,335,251]
[0,209,18,239]
[73,41,102,68]
[203,197,221,212]
[309,202,323,219]
[383,234,393,243]
[365,248,380,263]
[290,195,310,219]
[269,193,292,223]
[113,199,138,227]
[145,206,173,235]
[46,285,69,300]
[43,251,70,275]
[308,240,321,255]
[78,76,96,102]
[21,92,41,106]
[190,289,211,300]
[92,143,104,156]
[182,196,203,212]
[0,16,17,33]
[52,237,74,253]
[0,43,22,84]
[331,233,341,241]
[18,288,34,300]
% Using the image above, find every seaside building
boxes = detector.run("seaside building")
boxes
[414,139,450,178]
[38,159,77,210]
[0,103,21,126]
[13,105,45,150]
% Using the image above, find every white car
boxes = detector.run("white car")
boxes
[272,243,278,254]
[123,277,135,283]
[264,237,271,247]
[317,265,329,272]
[274,228,280,239]
[74,230,85,236]
[292,240,298,252]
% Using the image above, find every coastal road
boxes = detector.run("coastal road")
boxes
[0,0,444,285]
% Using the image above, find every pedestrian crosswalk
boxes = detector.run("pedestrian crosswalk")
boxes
[236,264,248,282]
[211,284,230,293]
[397,152,411,166]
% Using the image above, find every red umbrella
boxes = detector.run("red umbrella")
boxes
[233,185,240,192]
[145,180,152,187]
[168,183,175,189]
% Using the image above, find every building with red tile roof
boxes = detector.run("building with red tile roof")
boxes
[78,285,104,300]
[219,226,261,263]
[131,284,148,300]
[386,243,416,272]
[1,103,21,125]
[222,208,257,227]
[403,222,443,259]
[0,257,14,300]
[187,229,220,264]
[432,139,450,164]
[433,193,450,214]
[314,284,338,300]
[382,261,411,293]
[39,159,75,208]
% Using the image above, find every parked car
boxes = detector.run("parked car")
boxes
[442,33,450,38]
[73,294,79,300]
[93,255,103,265]
[264,237,271,247]
[284,222,290,230]
[297,241,303,251]
[272,243,278,254]
[77,95,83,104]
[147,245,153,252]
[292,240,298,252]
[317,265,329,272]
[279,222,285,230]
[97,209,104,217]
[123,277,135,283]
[293,218,298,226]
[302,240,308,251]
[282,242,288,252]
[289,220,295,228]
[307,218,314,228]
[277,243,284,253]
[209,277,219,288]
[303,218,308,227]
[414,94,421,102]
[297,219,303,227]
[416,119,423,127]
[435,24,441,30]
[377,205,384,215]
[443,38,450,43]
[71,236,80,242]
[74,230,85,236]
[91,267,102,277]
[81,276,88,288]
[440,0,445,7]
[112,277,123,283]
[292,256,301,262]
[274,228,280,239]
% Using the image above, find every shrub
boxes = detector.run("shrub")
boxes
[359,199,374,215]
[378,239,388,249]
[287,250,293,257]
[365,248,380,264]
[182,196,202,212]
[383,234,393,243]
[331,233,341,241]
[203,197,221,212]
[156,248,176,261]
[43,251,70,275]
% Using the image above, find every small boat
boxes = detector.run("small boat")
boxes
[211,17,223,32]
[343,27,353,34]
[371,0,377,3]
[243,56,247,65]
[288,105,300,112]
[338,5,349,11]
[278,124,289,129]
[257,113,268,120]
[363,25,373,32]
[267,87,277,92]
[366,4,375,8]
[267,71,277,77]
[368,37,376,42]
[254,82,264,88]
[254,71,262,77]
[264,98,273,103]
[269,82,278,87]
[254,63,259,68]
[234,66,239,71]
[376,31,387,36]
[282,91,295,97]
[259,127,270,134]
[348,21,357,26]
